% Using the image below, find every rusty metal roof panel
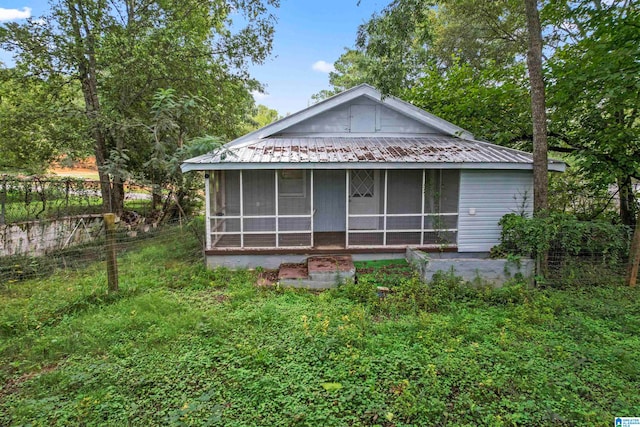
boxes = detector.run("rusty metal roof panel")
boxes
[182,136,565,171]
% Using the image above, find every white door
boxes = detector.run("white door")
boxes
[349,170,380,230]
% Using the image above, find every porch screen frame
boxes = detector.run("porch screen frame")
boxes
[207,169,314,249]
[346,169,459,248]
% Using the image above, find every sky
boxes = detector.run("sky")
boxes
[0,0,387,115]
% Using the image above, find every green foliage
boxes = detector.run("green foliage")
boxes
[1,0,279,213]
[241,104,281,132]
[1,232,639,425]
[0,176,155,223]
[494,213,631,286]
[409,59,531,147]
[497,213,630,261]
[548,168,620,221]
[546,0,640,225]
[0,69,90,172]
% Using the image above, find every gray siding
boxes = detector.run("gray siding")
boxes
[280,97,442,135]
[458,170,533,252]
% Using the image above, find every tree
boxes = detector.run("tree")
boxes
[243,104,281,132]
[1,0,278,215]
[311,49,374,102]
[318,0,637,226]
[0,68,90,172]
[409,60,532,147]
[547,0,640,226]
[523,0,549,214]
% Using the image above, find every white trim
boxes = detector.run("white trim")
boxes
[310,169,314,247]
[182,162,566,173]
[274,170,279,248]
[348,229,457,233]
[212,230,312,235]
[347,213,458,218]
[421,169,426,246]
[239,170,244,248]
[345,169,350,248]
[205,173,211,250]
[383,170,388,246]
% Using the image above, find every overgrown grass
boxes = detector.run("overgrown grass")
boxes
[1,234,639,426]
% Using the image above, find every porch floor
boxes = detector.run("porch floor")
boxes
[313,232,345,249]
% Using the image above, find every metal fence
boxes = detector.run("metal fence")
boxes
[0,176,153,225]
[0,216,203,285]
[541,225,634,287]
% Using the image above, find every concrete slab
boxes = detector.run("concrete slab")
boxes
[406,248,534,287]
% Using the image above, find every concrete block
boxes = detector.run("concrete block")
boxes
[406,248,533,287]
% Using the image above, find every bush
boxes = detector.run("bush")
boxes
[493,212,631,286]
[495,213,630,261]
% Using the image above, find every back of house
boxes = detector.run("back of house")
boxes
[182,84,564,269]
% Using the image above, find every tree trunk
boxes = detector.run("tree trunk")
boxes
[618,177,637,228]
[68,0,113,213]
[628,219,640,287]
[112,177,125,217]
[524,0,548,214]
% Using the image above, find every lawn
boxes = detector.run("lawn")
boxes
[0,231,639,426]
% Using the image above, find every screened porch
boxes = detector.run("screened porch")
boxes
[205,169,459,250]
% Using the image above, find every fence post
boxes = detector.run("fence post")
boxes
[104,213,119,293]
[627,224,640,287]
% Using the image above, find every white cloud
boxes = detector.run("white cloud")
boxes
[251,90,269,101]
[312,60,335,74]
[0,7,32,22]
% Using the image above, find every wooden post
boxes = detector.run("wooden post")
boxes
[104,213,119,293]
[627,224,640,287]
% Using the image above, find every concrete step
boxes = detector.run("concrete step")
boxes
[278,255,355,289]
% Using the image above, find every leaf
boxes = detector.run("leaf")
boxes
[321,382,342,392]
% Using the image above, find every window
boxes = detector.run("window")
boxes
[279,170,306,197]
[350,170,375,198]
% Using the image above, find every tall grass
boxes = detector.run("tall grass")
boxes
[1,231,639,426]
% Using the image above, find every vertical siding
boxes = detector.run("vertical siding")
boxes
[279,97,441,134]
[458,170,533,252]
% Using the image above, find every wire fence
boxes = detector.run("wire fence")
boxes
[546,234,632,287]
[525,224,635,287]
[0,216,205,286]
[0,176,156,225]
[0,199,636,288]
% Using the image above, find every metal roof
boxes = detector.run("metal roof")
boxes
[182,136,566,172]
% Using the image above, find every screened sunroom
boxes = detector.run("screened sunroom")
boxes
[206,168,459,251]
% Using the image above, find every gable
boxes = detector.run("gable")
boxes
[277,96,443,135]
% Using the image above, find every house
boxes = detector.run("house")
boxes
[181,84,565,269]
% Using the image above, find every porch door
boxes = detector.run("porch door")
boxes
[349,169,380,230]
[313,170,346,232]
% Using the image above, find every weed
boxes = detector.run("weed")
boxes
[1,236,638,426]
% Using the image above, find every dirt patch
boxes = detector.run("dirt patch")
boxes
[48,157,99,179]
[0,364,58,401]
[278,263,308,280]
[256,269,279,287]
[308,256,354,273]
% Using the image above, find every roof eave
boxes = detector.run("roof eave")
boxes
[181,161,565,173]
